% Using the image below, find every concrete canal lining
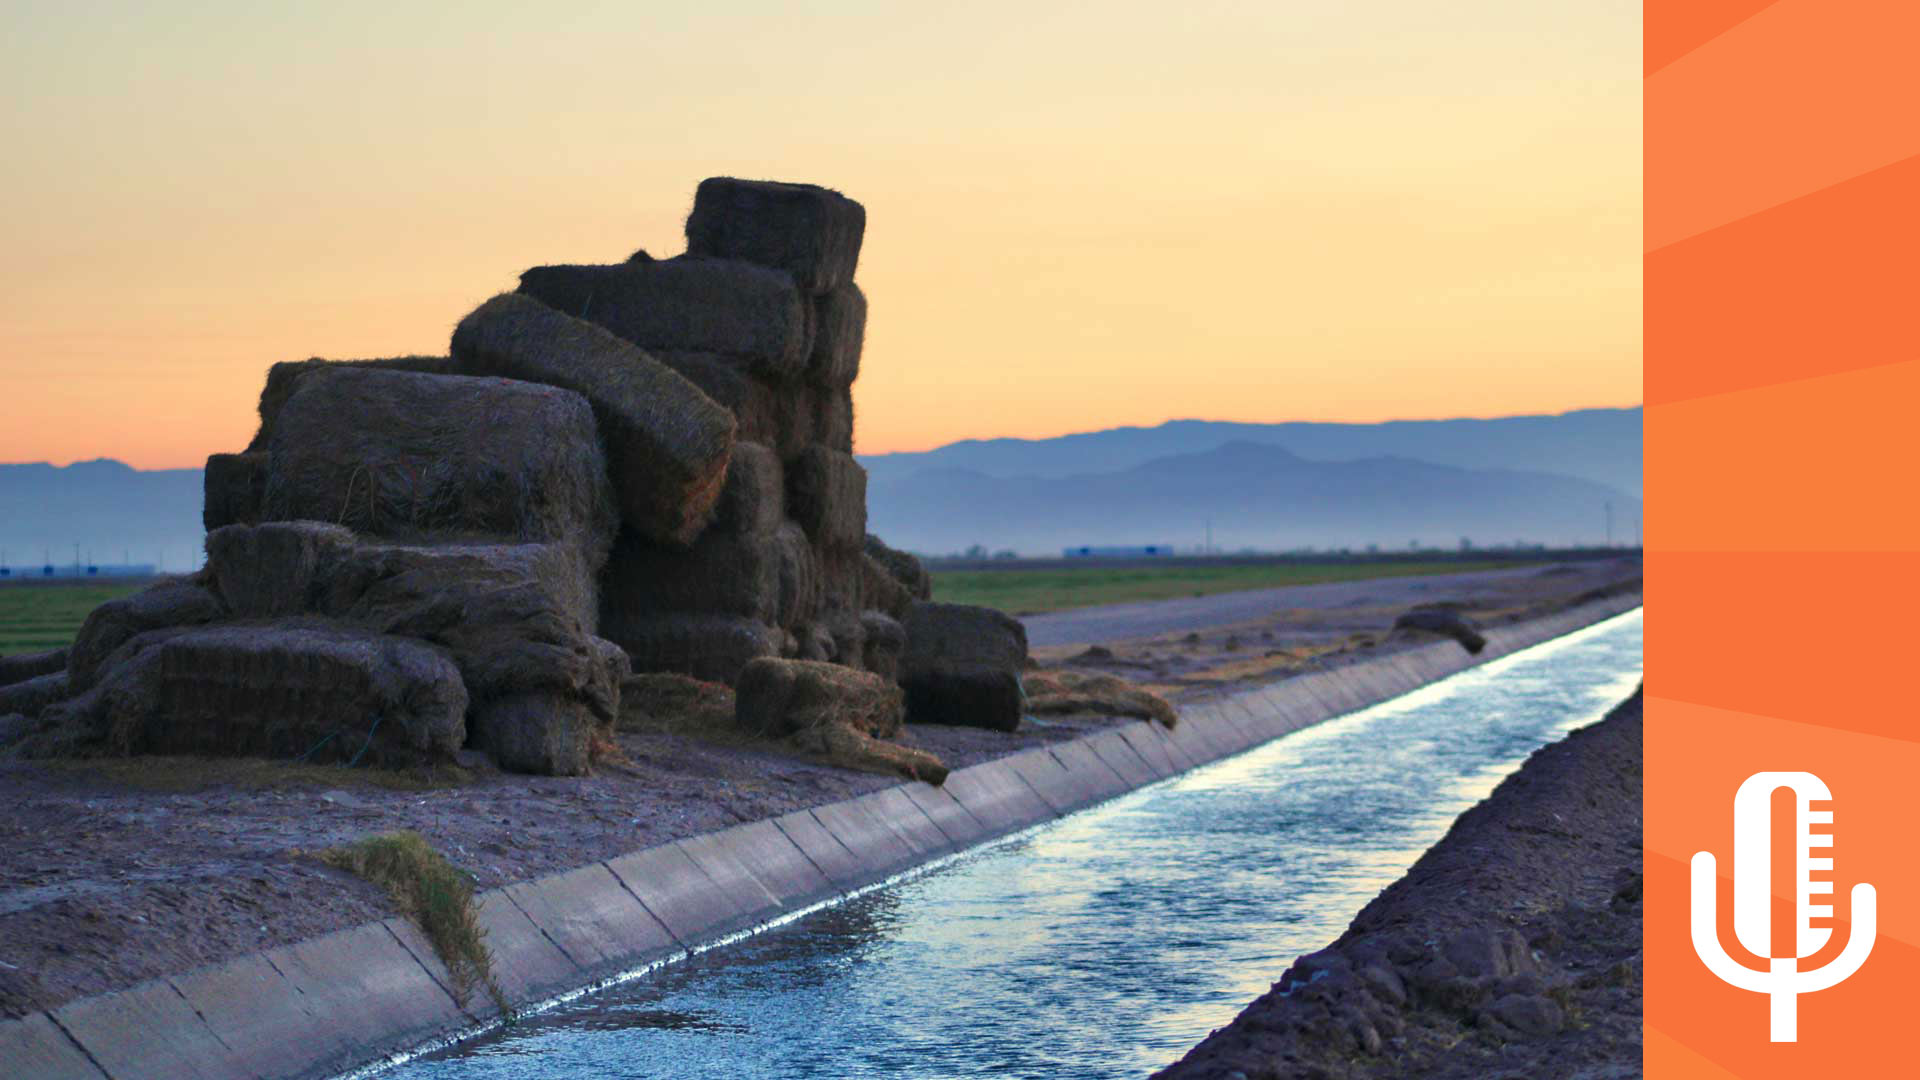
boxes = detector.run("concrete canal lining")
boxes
[1,594,1642,1080]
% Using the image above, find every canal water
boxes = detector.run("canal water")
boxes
[392,609,1643,1080]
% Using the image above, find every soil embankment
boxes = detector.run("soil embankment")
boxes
[1156,689,1643,1080]
[0,560,1639,1021]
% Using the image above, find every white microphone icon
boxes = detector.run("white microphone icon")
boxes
[1691,771,1876,1042]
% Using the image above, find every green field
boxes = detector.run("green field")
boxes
[0,583,145,654]
[930,559,1528,615]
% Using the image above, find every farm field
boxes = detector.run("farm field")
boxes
[930,558,1529,615]
[0,582,144,653]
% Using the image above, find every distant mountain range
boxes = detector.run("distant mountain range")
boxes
[859,407,1641,496]
[1,407,1640,566]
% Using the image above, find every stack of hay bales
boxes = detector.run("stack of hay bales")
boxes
[506,178,911,687]
[4,176,962,778]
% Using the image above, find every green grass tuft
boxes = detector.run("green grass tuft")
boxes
[322,830,506,1013]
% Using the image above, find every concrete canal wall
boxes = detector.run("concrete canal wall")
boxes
[2,594,1642,1080]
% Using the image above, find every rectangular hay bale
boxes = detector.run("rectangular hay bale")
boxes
[599,612,779,686]
[786,446,867,552]
[600,528,781,623]
[709,441,784,537]
[653,351,814,459]
[808,283,866,387]
[812,385,854,454]
[517,257,810,379]
[203,451,269,531]
[684,177,866,294]
[451,293,738,547]
[246,355,455,453]
[263,367,616,560]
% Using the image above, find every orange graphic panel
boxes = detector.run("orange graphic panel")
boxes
[1647,1,1920,1075]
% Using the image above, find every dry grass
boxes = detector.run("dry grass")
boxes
[38,755,476,794]
[321,830,505,1012]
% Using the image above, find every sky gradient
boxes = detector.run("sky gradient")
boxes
[0,1,1640,469]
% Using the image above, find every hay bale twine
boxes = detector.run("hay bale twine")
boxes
[205,520,357,618]
[264,367,616,562]
[203,451,269,532]
[68,578,226,692]
[450,293,738,546]
[735,657,903,739]
[786,446,867,552]
[709,441,784,537]
[247,356,456,453]
[808,284,865,386]
[517,258,811,379]
[683,178,866,295]
[864,534,932,602]
[600,528,781,623]
[0,647,69,689]
[600,612,779,686]
[900,602,1030,731]
[142,623,468,766]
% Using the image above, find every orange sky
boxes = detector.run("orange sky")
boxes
[0,2,1640,470]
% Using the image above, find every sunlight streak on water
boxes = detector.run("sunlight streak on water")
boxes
[392,611,1642,1080]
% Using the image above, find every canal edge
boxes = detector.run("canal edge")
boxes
[0,594,1644,1080]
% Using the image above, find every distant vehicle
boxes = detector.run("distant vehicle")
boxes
[1063,545,1175,559]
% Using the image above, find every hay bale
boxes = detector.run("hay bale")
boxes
[864,534,932,602]
[247,356,456,453]
[796,622,835,663]
[1023,670,1177,728]
[12,642,168,759]
[811,386,854,454]
[325,542,618,727]
[469,693,598,776]
[600,528,781,622]
[683,178,866,295]
[899,602,1030,731]
[814,546,864,612]
[203,452,269,531]
[859,610,906,681]
[789,720,948,785]
[264,367,617,561]
[808,284,865,386]
[600,612,779,685]
[205,520,358,618]
[450,293,739,546]
[618,672,735,734]
[0,647,68,689]
[517,258,811,378]
[68,578,226,692]
[735,657,903,738]
[709,441,784,537]
[652,351,814,458]
[786,446,867,551]
[140,624,468,766]
[859,553,912,620]
[1393,609,1487,654]
[774,522,822,629]
[0,671,69,719]
[817,607,867,669]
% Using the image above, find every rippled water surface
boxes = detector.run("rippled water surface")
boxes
[391,611,1642,1080]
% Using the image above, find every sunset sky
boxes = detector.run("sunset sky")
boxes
[0,1,1640,470]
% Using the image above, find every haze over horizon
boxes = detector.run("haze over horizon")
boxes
[2,1,1639,471]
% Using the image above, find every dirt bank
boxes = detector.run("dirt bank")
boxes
[0,562,1639,1021]
[1154,689,1643,1080]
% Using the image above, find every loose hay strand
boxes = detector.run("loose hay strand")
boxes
[321,830,506,1013]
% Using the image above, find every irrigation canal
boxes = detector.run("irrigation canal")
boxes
[389,609,1644,1079]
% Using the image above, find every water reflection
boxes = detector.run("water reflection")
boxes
[393,611,1642,1080]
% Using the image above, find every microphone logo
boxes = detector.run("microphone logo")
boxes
[1691,771,1876,1042]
